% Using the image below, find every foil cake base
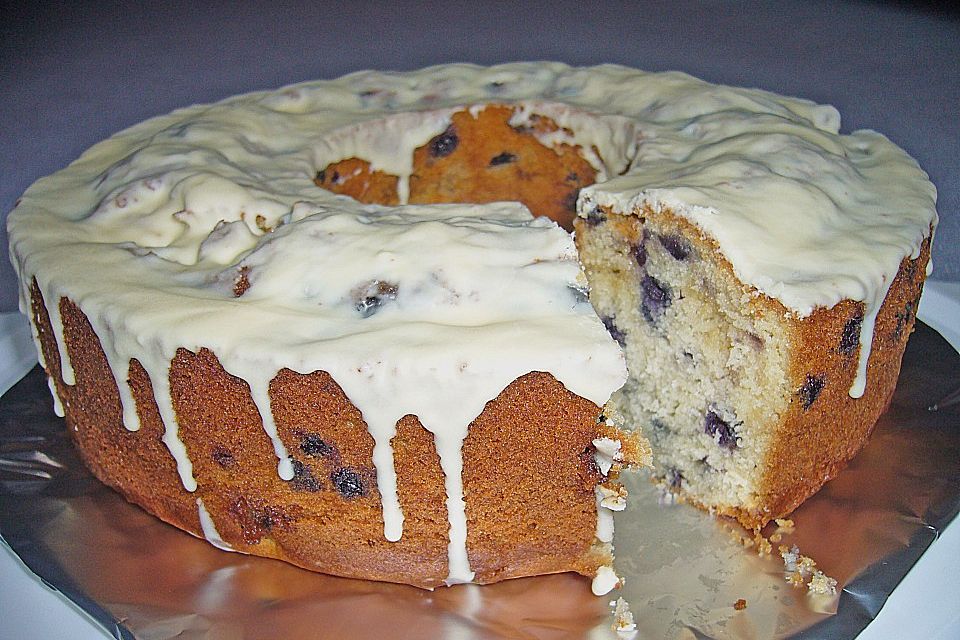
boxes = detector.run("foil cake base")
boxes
[1,322,958,639]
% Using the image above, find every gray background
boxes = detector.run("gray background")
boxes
[3,0,958,313]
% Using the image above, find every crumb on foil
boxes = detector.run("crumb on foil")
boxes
[610,597,637,637]
[780,544,838,595]
[808,570,839,595]
[734,598,747,610]
[774,518,795,533]
[753,529,773,556]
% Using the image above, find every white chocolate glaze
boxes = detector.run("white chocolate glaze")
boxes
[594,486,615,544]
[46,375,64,418]
[592,565,621,596]
[196,498,236,553]
[593,437,623,476]
[7,62,937,586]
[12,196,625,585]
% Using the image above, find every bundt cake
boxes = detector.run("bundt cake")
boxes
[6,63,936,590]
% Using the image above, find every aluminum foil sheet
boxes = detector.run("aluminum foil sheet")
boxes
[1,322,958,639]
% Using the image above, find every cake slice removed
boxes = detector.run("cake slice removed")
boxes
[575,201,929,528]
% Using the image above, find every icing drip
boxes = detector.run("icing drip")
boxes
[592,565,620,596]
[245,377,295,481]
[43,293,75,386]
[438,434,473,584]
[595,486,615,544]
[115,364,141,432]
[46,375,64,418]
[593,437,622,476]
[23,306,46,372]
[141,358,197,492]
[371,427,404,542]
[849,275,896,398]
[97,338,141,431]
[196,498,235,552]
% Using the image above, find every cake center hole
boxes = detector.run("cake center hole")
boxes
[313,103,638,231]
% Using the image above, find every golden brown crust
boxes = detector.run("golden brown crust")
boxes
[314,157,400,206]
[462,373,603,583]
[317,105,596,231]
[748,239,930,528]
[31,285,200,532]
[31,279,627,588]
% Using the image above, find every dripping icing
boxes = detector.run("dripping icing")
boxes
[141,358,197,492]
[370,422,404,542]
[43,294,75,386]
[97,336,141,431]
[849,274,896,398]
[244,376,295,481]
[197,498,236,552]
[47,375,64,418]
[592,565,620,596]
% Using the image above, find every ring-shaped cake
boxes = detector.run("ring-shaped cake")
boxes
[7,63,936,591]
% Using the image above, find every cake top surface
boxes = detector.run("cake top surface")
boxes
[10,62,937,324]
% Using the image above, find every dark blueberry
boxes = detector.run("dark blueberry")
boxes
[211,446,236,468]
[839,313,863,356]
[798,374,825,410]
[667,468,683,489]
[631,229,650,266]
[904,258,918,280]
[601,315,627,347]
[228,496,295,545]
[657,233,691,260]
[584,207,606,227]
[631,242,647,267]
[330,170,341,184]
[356,280,399,318]
[892,300,916,342]
[428,126,459,158]
[314,169,326,183]
[299,433,333,458]
[650,417,668,433]
[290,459,323,492]
[331,467,365,499]
[704,411,739,450]
[488,151,517,166]
[640,274,672,323]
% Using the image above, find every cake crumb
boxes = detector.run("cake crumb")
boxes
[610,597,637,637]
[733,598,747,611]
[752,529,772,556]
[780,544,837,594]
[774,518,795,533]
[808,570,838,595]
[786,571,806,587]
[797,554,817,574]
